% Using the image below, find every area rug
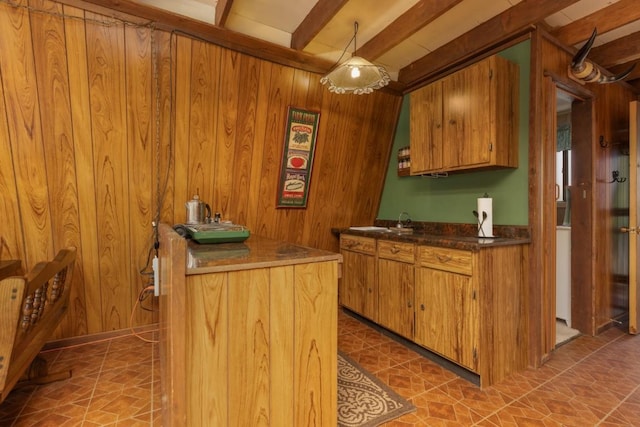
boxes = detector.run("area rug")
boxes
[338,352,416,427]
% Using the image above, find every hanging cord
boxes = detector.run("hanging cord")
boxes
[326,21,359,70]
[130,285,159,343]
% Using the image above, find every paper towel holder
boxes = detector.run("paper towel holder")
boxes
[475,193,492,237]
[473,210,488,236]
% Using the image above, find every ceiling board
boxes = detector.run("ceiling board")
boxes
[106,0,640,90]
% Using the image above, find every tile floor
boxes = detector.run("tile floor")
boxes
[1,309,639,426]
[0,330,161,426]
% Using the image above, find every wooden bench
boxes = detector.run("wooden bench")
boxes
[0,247,76,403]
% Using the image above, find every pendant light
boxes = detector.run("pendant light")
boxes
[320,21,390,95]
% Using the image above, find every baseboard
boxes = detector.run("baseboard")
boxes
[341,308,480,387]
[42,323,159,351]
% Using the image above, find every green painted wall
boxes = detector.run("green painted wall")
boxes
[378,40,531,226]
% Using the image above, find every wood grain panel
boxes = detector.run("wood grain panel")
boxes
[254,64,295,237]
[30,0,87,338]
[0,4,24,263]
[63,4,103,333]
[293,261,337,426]
[153,30,176,225]
[0,0,54,267]
[187,40,220,202]
[125,24,155,326]
[269,266,295,426]
[186,273,228,425]
[172,35,192,224]
[158,223,186,425]
[214,49,241,219]
[476,245,527,384]
[85,13,131,331]
[229,54,260,226]
[245,60,274,231]
[228,268,270,426]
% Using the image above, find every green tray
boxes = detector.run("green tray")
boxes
[185,223,250,244]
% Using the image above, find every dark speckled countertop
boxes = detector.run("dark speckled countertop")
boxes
[334,221,530,251]
[186,234,342,274]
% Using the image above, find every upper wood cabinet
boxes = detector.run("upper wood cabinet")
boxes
[410,55,519,175]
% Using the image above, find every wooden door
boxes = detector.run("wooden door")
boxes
[415,268,477,370]
[629,100,640,334]
[442,59,492,169]
[410,81,443,174]
[377,258,414,338]
[340,250,377,321]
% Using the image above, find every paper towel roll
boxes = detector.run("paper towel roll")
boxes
[477,197,493,237]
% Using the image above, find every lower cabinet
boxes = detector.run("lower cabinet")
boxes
[377,240,415,339]
[415,247,478,371]
[340,235,377,322]
[340,232,528,388]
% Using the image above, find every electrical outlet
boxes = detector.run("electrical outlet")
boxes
[153,256,159,296]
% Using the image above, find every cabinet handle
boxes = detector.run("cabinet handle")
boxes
[436,254,452,263]
[436,123,441,129]
[391,247,400,254]
[449,119,456,125]
[420,304,425,311]
[407,301,412,308]
[368,287,372,293]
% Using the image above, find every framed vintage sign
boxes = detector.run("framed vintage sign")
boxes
[276,106,320,208]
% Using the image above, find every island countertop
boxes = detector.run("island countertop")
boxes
[186,234,342,274]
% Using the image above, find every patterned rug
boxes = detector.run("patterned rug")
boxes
[338,352,416,426]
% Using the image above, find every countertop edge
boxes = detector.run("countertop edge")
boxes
[185,234,342,274]
[186,253,342,275]
[337,228,530,251]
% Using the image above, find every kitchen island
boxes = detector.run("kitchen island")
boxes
[157,223,341,426]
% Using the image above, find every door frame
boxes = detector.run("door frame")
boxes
[629,100,639,334]
[528,41,595,364]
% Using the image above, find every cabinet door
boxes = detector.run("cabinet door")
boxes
[378,258,414,339]
[442,59,493,169]
[340,250,377,321]
[415,268,478,370]
[410,81,443,174]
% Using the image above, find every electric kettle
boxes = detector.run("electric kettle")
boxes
[185,195,211,224]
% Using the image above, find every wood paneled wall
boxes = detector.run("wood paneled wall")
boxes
[0,0,402,339]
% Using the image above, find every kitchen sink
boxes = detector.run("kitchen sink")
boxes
[348,226,414,234]
[348,226,389,232]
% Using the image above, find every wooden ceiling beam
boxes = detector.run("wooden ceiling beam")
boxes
[357,0,463,61]
[290,0,349,51]
[62,0,335,73]
[551,0,640,47]
[398,0,582,86]
[590,30,640,69]
[215,0,233,27]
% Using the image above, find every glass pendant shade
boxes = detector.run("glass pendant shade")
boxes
[320,21,391,95]
[320,56,391,95]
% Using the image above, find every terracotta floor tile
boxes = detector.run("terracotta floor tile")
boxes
[338,332,371,354]
[2,310,640,426]
[347,346,400,373]
[373,340,424,366]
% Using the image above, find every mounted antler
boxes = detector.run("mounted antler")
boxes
[569,28,636,84]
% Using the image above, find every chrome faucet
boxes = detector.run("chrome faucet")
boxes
[397,211,411,228]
